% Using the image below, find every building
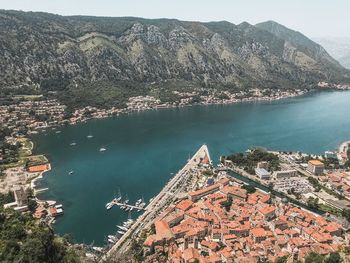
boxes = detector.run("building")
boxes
[273,169,298,180]
[3,186,28,212]
[255,168,271,180]
[307,160,325,175]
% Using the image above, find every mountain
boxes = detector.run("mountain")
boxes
[312,37,350,69]
[0,10,349,109]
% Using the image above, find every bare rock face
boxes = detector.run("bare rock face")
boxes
[0,10,348,91]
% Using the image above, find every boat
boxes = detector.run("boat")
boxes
[108,235,117,240]
[70,142,77,146]
[99,147,106,152]
[55,130,61,134]
[117,225,128,231]
[105,202,113,210]
[68,171,74,175]
[92,247,104,253]
[108,238,115,243]
[116,188,122,202]
[87,135,93,139]
[117,230,126,235]
[124,195,129,204]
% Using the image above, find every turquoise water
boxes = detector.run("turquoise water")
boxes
[32,91,350,245]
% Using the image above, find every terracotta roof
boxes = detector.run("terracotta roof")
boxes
[155,220,174,240]
[250,228,266,238]
[309,160,324,166]
[28,164,49,173]
[175,199,194,211]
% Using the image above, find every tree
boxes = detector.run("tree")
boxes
[28,199,38,213]
[275,256,288,263]
[242,184,256,194]
[305,252,324,263]
[325,252,341,263]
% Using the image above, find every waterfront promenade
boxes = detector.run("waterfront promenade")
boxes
[104,144,211,261]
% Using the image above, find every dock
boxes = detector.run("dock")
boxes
[109,200,146,211]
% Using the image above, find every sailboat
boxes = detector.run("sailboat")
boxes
[116,188,122,202]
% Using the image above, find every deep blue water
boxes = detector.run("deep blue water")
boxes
[32,90,350,245]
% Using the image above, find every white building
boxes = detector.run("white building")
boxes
[273,170,298,180]
[255,168,271,180]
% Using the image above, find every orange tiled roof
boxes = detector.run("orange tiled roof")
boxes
[28,164,49,173]
[175,199,194,211]
[250,227,266,238]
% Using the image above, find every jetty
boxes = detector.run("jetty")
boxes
[103,144,211,261]
[108,200,146,211]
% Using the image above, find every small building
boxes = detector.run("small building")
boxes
[273,169,298,180]
[307,160,324,175]
[255,168,271,180]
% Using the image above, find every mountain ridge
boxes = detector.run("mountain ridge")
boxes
[0,10,349,108]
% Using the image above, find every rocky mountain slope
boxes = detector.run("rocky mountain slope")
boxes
[0,10,349,108]
[312,37,350,69]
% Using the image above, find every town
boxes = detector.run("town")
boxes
[102,143,350,262]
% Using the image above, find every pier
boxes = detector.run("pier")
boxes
[109,200,146,211]
[103,144,211,261]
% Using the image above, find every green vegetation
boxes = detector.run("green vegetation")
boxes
[304,251,342,263]
[274,256,288,263]
[323,157,340,169]
[1,10,349,111]
[0,193,82,262]
[306,196,320,210]
[242,184,256,194]
[226,149,280,174]
[220,196,233,211]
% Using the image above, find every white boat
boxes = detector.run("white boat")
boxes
[108,235,116,239]
[70,142,77,146]
[106,202,113,210]
[55,130,61,134]
[117,225,128,231]
[117,230,126,235]
[68,171,74,175]
[108,238,115,243]
[130,207,134,211]
[99,147,106,152]
[92,247,103,253]
[87,135,93,139]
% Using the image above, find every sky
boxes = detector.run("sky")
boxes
[1,0,349,38]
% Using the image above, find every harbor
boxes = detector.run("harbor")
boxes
[104,144,212,260]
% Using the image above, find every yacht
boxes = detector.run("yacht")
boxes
[87,135,94,139]
[117,230,126,235]
[117,225,128,231]
[106,202,113,210]
[99,147,107,152]
[68,171,74,175]
[70,142,77,146]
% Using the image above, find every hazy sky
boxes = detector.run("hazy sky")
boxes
[1,0,349,38]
